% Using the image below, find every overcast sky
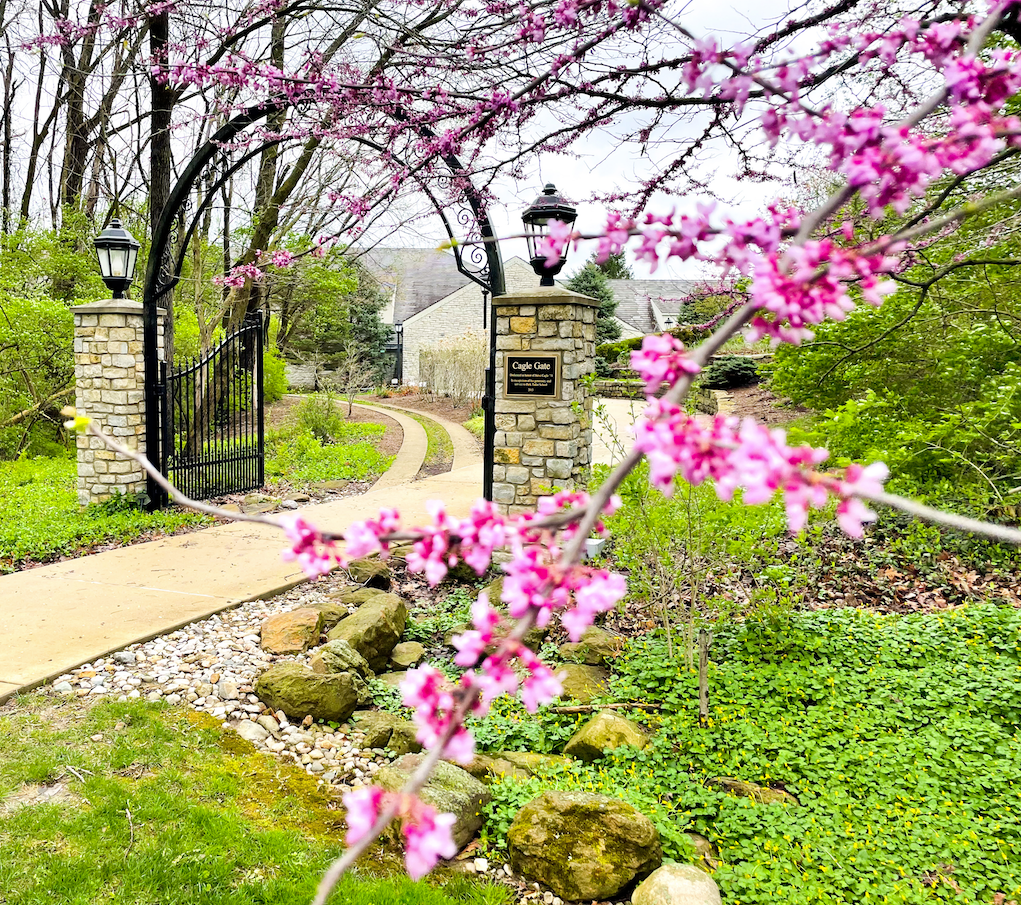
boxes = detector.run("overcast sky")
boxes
[387,0,817,282]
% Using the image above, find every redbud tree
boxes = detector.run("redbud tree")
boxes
[58,0,1021,899]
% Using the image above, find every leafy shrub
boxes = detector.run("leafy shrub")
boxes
[703,355,760,389]
[264,345,287,402]
[295,392,346,442]
[266,431,391,485]
[596,336,643,363]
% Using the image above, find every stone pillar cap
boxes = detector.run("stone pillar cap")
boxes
[71,299,166,315]
[494,285,600,307]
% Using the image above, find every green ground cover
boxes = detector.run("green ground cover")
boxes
[0,695,509,905]
[0,457,209,573]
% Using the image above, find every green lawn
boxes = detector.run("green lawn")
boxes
[0,457,209,573]
[0,695,510,905]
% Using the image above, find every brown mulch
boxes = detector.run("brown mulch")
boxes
[725,383,809,425]
[360,391,479,425]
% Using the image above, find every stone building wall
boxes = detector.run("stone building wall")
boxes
[491,286,598,514]
[72,299,164,506]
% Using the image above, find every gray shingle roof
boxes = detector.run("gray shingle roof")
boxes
[357,247,473,323]
[608,279,703,334]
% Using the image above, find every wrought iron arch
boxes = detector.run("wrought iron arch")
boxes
[143,101,506,507]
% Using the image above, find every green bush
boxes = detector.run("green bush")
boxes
[703,355,760,389]
[295,392,346,442]
[263,345,287,403]
[596,336,643,363]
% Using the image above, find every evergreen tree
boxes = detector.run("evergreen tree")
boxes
[595,251,634,280]
[566,262,620,344]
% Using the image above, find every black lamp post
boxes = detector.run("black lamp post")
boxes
[93,219,141,299]
[522,183,577,286]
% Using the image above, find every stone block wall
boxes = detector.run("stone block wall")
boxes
[491,286,598,514]
[71,299,164,506]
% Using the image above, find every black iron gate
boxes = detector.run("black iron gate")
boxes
[155,312,265,505]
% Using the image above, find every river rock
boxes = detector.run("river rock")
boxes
[328,587,384,608]
[390,641,426,669]
[707,777,800,806]
[254,662,359,723]
[260,608,324,654]
[632,864,722,905]
[351,710,399,747]
[347,557,392,590]
[309,601,349,631]
[507,790,662,901]
[557,663,609,703]
[376,755,490,849]
[309,639,374,678]
[235,719,270,744]
[559,626,624,665]
[327,593,407,671]
[563,711,649,762]
[387,720,423,755]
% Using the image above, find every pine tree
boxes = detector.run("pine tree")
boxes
[566,262,621,343]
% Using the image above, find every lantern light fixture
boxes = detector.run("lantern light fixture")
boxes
[522,183,577,287]
[93,218,141,299]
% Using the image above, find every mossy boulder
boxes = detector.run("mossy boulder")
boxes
[309,639,373,678]
[460,754,531,784]
[563,711,650,762]
[254,663,359,723]
[260,608,324,654]
[351,710,399,748]
[559,626,624,666]
[309,602,349,631]
[390,641,426,669]
[327,593,407,671]
[328,587,384,608]
[387,721,424,755]
[558,663,610,703]
[347,557,392,589]
[507,790,662,900]
[498,751,571,775]
[706,777,799,806]
[376,755,490,849]
[632,863,722,905]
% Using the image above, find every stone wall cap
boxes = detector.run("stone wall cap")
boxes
[71,299,166,315]
[494,286,600,307]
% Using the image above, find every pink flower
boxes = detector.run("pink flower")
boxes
[281,515,337,578]
[343,785,385,846]
[403,804,458,878]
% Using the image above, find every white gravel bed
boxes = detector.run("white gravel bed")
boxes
[49,573,391,789]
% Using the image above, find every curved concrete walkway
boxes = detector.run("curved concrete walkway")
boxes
[364,400,483,472]
[351,403,429,490]
[0,406,483,705]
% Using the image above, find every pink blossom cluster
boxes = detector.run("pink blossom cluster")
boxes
[630,333,701,396]
[212,262,265,288]
[281,516,339,578]
[633,399,887,536]
[343,786,456,879]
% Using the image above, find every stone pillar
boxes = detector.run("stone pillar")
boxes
[71,300,164,506]
[491,286,598,514]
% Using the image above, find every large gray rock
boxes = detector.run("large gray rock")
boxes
[390,641,425,668]
[309,639,373,678]
[707,777,800,806]
[557,663,610,703]
[632,864,722,905]
[347,557,392,590]
[559,626,624,665]
[255,662,360,723]
[563,711,650,762]
[260,608,324,654]
[328,587,384,608]
[327,593,407,671]
[508,790,662,901]
[376,755,490,849]
[351,710,399,747]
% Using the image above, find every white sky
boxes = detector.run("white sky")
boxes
[392,0,817,281]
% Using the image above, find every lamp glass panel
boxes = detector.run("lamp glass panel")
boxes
[126,246,138,280]
[109,247,128,278]
[95,246,111,278]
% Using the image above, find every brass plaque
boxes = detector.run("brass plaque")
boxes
[503,352,561,399]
